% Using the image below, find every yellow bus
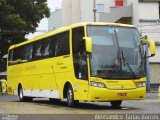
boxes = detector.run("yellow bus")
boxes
[7,22,155,107]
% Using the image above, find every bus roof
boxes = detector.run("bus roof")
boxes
[9,22,135,50]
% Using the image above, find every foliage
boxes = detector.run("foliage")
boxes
[0,0,50,59]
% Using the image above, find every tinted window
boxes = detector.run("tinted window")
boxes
[32,41,42,60]
[72,27,88,80]
[8,31,70,65]
[72,27,85,53]
[41,40,50,57]
[13,47,23,61]
[24,44,33,61]
[48,37,56,57]
[56,31,70,56]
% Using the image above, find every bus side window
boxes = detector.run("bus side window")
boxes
[12,47,24,64]
[55,40,59,56]
[55,31,70,56]
[72,27,88,80]
[48,37,56,57]
[24,44,33,61]
[41,38,50,58]
[32,41,42,60]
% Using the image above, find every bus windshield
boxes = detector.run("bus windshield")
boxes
[87,25,145,79]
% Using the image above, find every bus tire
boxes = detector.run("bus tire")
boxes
[49,98,61,104]
[18,85,33,102]
[110,100,122,108]
[66,85,79,107]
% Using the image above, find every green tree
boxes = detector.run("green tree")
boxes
[0,0,50,59]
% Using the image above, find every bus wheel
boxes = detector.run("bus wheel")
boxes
[18,86,33,102]
[66,85,79,107]
[49,98,61,104]
[110,100,122,108]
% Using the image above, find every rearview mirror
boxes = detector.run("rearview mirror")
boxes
[141,39,156,57]
[83,37,92,53]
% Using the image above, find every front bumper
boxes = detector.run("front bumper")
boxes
[88,86,146,101]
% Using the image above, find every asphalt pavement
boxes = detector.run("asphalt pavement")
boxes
[0,92,159,120]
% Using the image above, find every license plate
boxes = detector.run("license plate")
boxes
[117,93,127,97]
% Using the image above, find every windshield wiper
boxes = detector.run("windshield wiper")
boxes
[120,50,137,78]
[115,49,123,72]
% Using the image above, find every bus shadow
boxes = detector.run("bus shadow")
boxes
[31,99,141,111]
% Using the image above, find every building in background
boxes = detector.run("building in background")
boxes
[48,0,160,86]
[138,0,160,88]
[48,9,62,31]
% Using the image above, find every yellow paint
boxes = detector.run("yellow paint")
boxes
[7,22,148,102]
[87,77,146,101]
[83,37,92,53]
[142,39,156,57]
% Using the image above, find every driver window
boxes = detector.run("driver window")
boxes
[72,27,88,80]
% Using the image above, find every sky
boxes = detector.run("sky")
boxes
[26,0,62,39]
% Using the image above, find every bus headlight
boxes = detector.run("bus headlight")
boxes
[89,81,106,88]
[136,82,146,88]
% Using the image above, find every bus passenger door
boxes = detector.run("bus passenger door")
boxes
[72,27,89,100]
